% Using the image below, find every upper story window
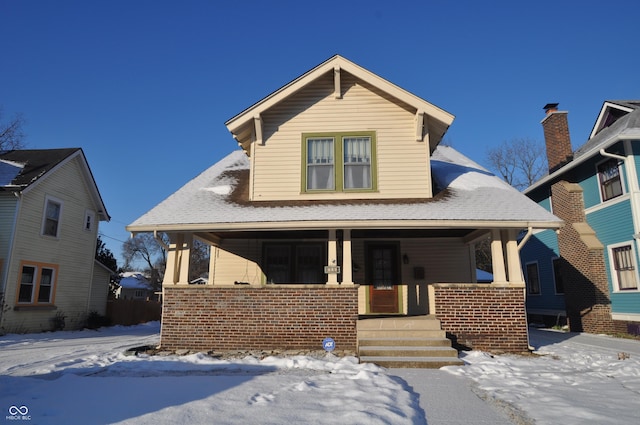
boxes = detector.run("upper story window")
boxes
[42,196,63,237]
[610,243,638,291]
[17,262,58,305]
[303,132,376,192]
[597,158,623,202]
[84,210,95,232]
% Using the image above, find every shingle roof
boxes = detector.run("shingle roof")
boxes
[574,106,640,159]
[127,145,561,232]
[0,148,79,189]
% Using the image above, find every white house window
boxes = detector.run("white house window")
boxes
[17,262,58,305]
[84,210,95,231]
[611,244,638,291]
[303,132,376,192]
[343,136,372,189]
[525,262,541,295]
[306,138,335,190]
[598,159,623,201]
[42,196,62,237]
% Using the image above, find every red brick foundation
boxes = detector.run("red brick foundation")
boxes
[160,285,358,352]
[432,283,529,353]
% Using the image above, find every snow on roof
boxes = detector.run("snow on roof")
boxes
[128,145,561,230]
[118,272,152,290]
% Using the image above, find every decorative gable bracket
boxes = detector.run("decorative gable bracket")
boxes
[415,111,427,142]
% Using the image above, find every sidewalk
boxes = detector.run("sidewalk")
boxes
[389,368,522,425]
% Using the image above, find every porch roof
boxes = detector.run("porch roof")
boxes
[127,145,562,234]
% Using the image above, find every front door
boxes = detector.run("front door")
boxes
[367,243,400,313]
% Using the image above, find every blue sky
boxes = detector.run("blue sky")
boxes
[2,0,639,266]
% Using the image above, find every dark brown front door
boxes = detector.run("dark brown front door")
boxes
[367,243,400,313]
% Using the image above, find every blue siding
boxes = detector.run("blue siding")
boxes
[586,198,640,315]
[521,230,565,312]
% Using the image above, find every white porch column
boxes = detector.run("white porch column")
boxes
[504,229,524,284]
[342,229,353,285]
[327,229,339,285]
[163,233,180,285]
[490,229,507,283]
[177,232,193,284]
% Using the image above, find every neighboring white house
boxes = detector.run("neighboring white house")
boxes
[116,272,154,300]
[0,148,110,333]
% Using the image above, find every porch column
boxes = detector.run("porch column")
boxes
[490,229,507,283]
[327,229,339,285]
[163,233,180,285]
[177,232,193,284]
[342,229,353,285]
[504,229,524,284]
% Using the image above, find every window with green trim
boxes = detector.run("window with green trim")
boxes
[303,132,376,192]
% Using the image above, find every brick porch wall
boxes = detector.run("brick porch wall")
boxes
[160,285,358,352]
[432,283,529,353]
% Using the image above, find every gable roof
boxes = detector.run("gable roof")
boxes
[225,55,455,154]
[0,148,110,221]
[527,101,640,193]
[127,145,561,235]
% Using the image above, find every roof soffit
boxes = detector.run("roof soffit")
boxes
[225,55,454,145]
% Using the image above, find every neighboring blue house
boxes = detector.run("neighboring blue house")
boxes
[522,101,640,335]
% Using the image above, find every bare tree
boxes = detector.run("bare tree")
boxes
[0,108,26,150]
[189,239,210,281]
[122,233,168,288]
[485,138,547,191]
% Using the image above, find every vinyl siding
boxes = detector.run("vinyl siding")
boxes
[1,156,100,332]
[0,195,18,266]
[252,72,431,201]
[587,200,640,314]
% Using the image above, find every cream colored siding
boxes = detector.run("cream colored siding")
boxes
[252,72,431,201]
[0,195,18,264]
[2,157,100,332]
[211,240,263,286]
[89,262,110,315]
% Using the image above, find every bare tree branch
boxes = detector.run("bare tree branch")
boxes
[485,138,547,191]
[0,108,26,150]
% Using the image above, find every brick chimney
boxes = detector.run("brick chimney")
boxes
[542,103,573,173]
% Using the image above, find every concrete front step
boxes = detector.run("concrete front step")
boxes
[357,316,443,331]
[359,345,459,358]
[359,356,464,368]
[357,316,462,368]
[358,329,446,339]
[359,337,452,347]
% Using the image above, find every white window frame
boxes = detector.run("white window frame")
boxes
[596,158,624,203]
[41,195,63,238]
[525,261,541,295]
[608,241,640,292]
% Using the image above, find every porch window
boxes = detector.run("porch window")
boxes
[525,262,541,295]
[17,262,58,305]
[263,242,325,284]
[611,244,638,291]
[597,159,623,202]
[303,132,376,192]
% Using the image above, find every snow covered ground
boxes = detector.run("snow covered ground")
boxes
[1,323,639,424]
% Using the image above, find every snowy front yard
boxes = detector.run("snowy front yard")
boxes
[1,322,639,424]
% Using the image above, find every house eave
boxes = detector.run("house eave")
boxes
[127,219,562,235]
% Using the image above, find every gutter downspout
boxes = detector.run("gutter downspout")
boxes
[0,192,23,328]
[516,226,534,351]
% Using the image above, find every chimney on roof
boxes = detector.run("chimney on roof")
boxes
[541,103,573,173]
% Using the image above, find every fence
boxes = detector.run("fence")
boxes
[106,299,162,326]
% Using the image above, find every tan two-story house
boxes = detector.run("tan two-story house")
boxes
[127,56,562,359]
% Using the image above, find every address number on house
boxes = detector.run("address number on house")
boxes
[324,265,341,274]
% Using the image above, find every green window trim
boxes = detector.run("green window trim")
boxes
[301,131,378,193]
